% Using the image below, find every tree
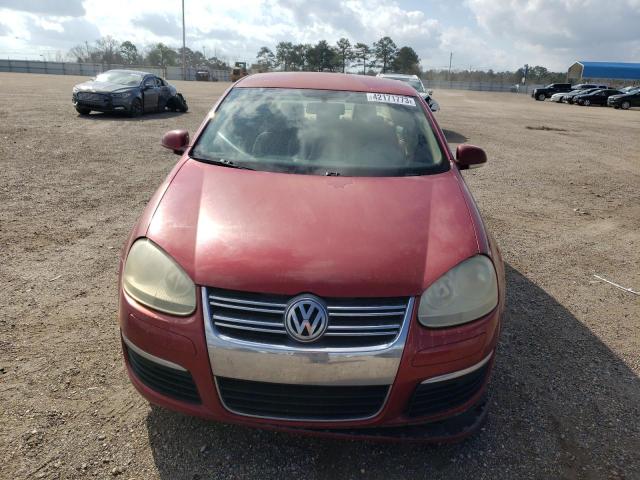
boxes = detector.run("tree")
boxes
[292,44,313,70]
[353,42,371,75]
[275,41,295,71]
[94,36,122,64]
[120,41,140,65]
[256,46,276,71]
[309,40,338,71]
[393,46,420,75]
[145,43,178,67]
[68,42,92,63]
[373,36,397,73]
[335,38,352,73]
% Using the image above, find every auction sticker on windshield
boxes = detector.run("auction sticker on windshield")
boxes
[366,92,416,107]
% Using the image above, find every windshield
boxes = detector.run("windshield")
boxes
[95,71,143,86]
[191,88,447,177]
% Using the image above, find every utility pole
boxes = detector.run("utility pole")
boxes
[448,52,453,81]
[181,0,186,80]
[203,45,206,60]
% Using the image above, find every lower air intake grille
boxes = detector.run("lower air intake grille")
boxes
[216,377,388,420]
[126,346,200,404]
[406,362,490,418]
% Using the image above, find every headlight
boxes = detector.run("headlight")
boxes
[72,87,79,93]
[122,239,196,316]
[418,255,498,328]
[112,91,133,98]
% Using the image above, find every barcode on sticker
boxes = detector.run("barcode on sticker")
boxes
[366,93,416,107]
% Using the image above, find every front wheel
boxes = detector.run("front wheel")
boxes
[128,98,143,117]
[621,101,631,110]
[537,93,546,101]
[176,93,188,112]
[75,106,91,115]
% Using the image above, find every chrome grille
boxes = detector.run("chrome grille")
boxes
[206,288,410,348]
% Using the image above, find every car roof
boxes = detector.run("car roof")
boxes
[236,72,418,95]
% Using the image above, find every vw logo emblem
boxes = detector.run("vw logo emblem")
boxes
[284,295,328,343]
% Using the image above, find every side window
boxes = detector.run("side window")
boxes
[143,77,155,88]
[155,77,163,87]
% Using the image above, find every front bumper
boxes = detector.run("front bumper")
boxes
[72,93,133,112]
[119,287,501,442]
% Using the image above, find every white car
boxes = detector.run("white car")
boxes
[549,92,566,103]
[377,73,440,112]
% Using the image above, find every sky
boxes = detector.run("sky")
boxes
[0,0,639,71]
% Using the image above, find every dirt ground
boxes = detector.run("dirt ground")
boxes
[1,72,638,480]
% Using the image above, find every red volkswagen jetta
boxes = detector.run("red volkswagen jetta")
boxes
[118,72,504,442]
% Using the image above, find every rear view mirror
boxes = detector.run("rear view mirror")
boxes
[455,144,487,170]
[161,129,189,155]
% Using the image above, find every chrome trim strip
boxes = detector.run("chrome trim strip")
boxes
[329,311,405,317]
[208,294,287,309]
[327,324,400,330]
[122,334,187,372]
[212,314,284,327]
[420,351,494,384]
[324,330,398,336]
[327,304,407,311]
[210,301,285,314]
[214,377,392,423]
[214,322,286,334]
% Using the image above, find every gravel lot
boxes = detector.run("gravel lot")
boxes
[1,72,638,480]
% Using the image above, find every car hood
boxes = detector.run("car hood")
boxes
[74,80,135,93]
[146,160,480,297]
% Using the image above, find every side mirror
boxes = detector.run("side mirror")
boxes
[455,144,487,170]
[428,89,433,96]
[161,129,189,155]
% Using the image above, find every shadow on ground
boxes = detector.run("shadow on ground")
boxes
[79,110,187,121]
[146,264,639,479]
[442,129,468,144]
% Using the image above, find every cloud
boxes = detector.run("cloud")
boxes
[132,13,182,39]
[25,16,101,48]
[466,0,640,68]
[0,22,9,36]
[0,0,85,17]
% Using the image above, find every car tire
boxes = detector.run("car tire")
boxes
[537,93,546,101]
[75,106,91,115]
[177,94,188,112]
[129,98,143,117]
[621,101,631,110]
[583,99,590,106]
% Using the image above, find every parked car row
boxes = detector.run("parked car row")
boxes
[533,83,640,110]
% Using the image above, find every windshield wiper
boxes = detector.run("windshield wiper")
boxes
[191,156,254,170]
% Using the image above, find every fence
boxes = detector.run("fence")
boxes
[425,80,544,94]
[0,59,231,82]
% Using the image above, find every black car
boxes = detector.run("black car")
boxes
[532,83,572,101]
[72,69,188,116]
[575,89,622,106]
[607,88,640,109]
[562,87,603,104]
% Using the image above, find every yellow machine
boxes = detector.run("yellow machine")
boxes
[231,62,248,82]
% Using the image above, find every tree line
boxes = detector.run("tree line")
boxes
[253,37,420,75]
[68,36,229,70]
[68,35,565,84]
